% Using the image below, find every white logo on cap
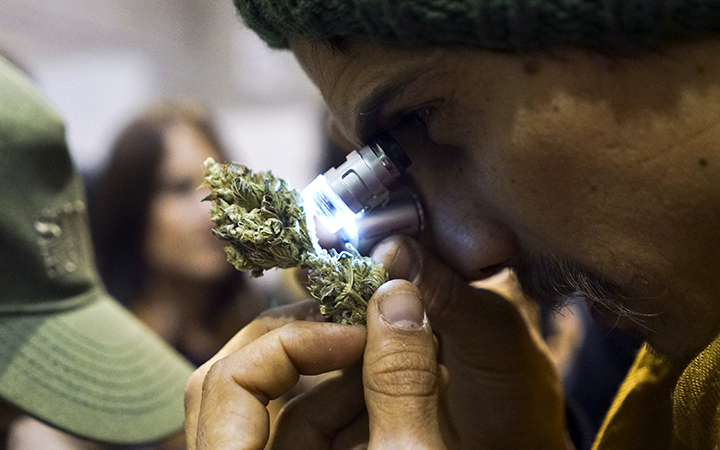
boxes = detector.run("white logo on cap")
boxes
[35,200,90,279]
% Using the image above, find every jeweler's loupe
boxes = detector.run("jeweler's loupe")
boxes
[301,132,424,254]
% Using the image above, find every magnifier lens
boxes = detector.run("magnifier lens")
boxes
[301,175,358,238]
[301,132,416,252]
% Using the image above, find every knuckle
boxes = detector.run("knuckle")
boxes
[184,368,207,410]
[199,359,233,398]
[365,345,439,398]
[203,358,226,384]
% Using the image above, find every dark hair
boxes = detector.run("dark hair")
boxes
[88,100,240,307]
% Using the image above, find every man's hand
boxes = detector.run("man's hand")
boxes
[185,280,452,450]
[371,236,570,450]
[185,236,569,449]
[363,280,448,449]
[185,283,450,450]
[184,299,367,450]
[269,279,449,450]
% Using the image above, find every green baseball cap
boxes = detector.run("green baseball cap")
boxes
[0,56,194,444]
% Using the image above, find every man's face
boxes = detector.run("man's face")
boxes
[291,38,720,362]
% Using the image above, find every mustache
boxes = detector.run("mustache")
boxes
[511,253,660,327]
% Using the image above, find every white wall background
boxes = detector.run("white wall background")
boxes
[0,0,325,189]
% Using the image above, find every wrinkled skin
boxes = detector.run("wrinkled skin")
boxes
[185,37,720,449]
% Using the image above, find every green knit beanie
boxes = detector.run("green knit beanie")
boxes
[233,0,720,50]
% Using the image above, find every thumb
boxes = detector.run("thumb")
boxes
[363,280,446,450]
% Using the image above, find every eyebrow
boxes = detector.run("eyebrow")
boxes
[355,75,418,143]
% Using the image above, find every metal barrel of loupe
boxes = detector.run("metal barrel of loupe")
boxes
[347,185,424,254]
[303,132,424,254]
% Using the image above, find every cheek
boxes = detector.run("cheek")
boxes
[144,200,188,266]
[147,197,201,243]
[144,195,228,275]
[485,102,705,280]
[493,147,602,246]
[479,108,631,272]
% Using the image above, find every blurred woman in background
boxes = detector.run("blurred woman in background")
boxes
[10,100,306,450]
[88,99,279,367]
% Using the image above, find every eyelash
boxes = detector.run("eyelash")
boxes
[395,107,434,135]
[410,107,432,123]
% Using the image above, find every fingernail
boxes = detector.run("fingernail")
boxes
[371,239,420,281]
[378,291,425,328]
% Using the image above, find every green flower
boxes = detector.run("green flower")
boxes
[203,157,387,325]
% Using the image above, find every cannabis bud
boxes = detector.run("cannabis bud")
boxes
[203,158,388,325]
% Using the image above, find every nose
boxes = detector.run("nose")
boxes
[424,207,517,281]
[192,187,217,228]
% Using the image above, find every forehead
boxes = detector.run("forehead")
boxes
[161,124,217,175]
[290,39,448,140]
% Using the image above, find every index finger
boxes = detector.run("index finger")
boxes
[192,321,366,450]
[184,299,325,449]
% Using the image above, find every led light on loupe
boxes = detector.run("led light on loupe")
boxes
[301,175,358,240]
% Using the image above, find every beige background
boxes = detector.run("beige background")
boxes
[0,0,325,188]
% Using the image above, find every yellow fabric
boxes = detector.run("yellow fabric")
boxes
[593,333,720,450]
[673,334,720,448]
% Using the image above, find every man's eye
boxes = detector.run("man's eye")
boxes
[397,107,433,129]
[391,107,436,147]
[413,107,433,126]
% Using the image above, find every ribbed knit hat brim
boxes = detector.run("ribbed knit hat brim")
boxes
[233,0,720,50]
